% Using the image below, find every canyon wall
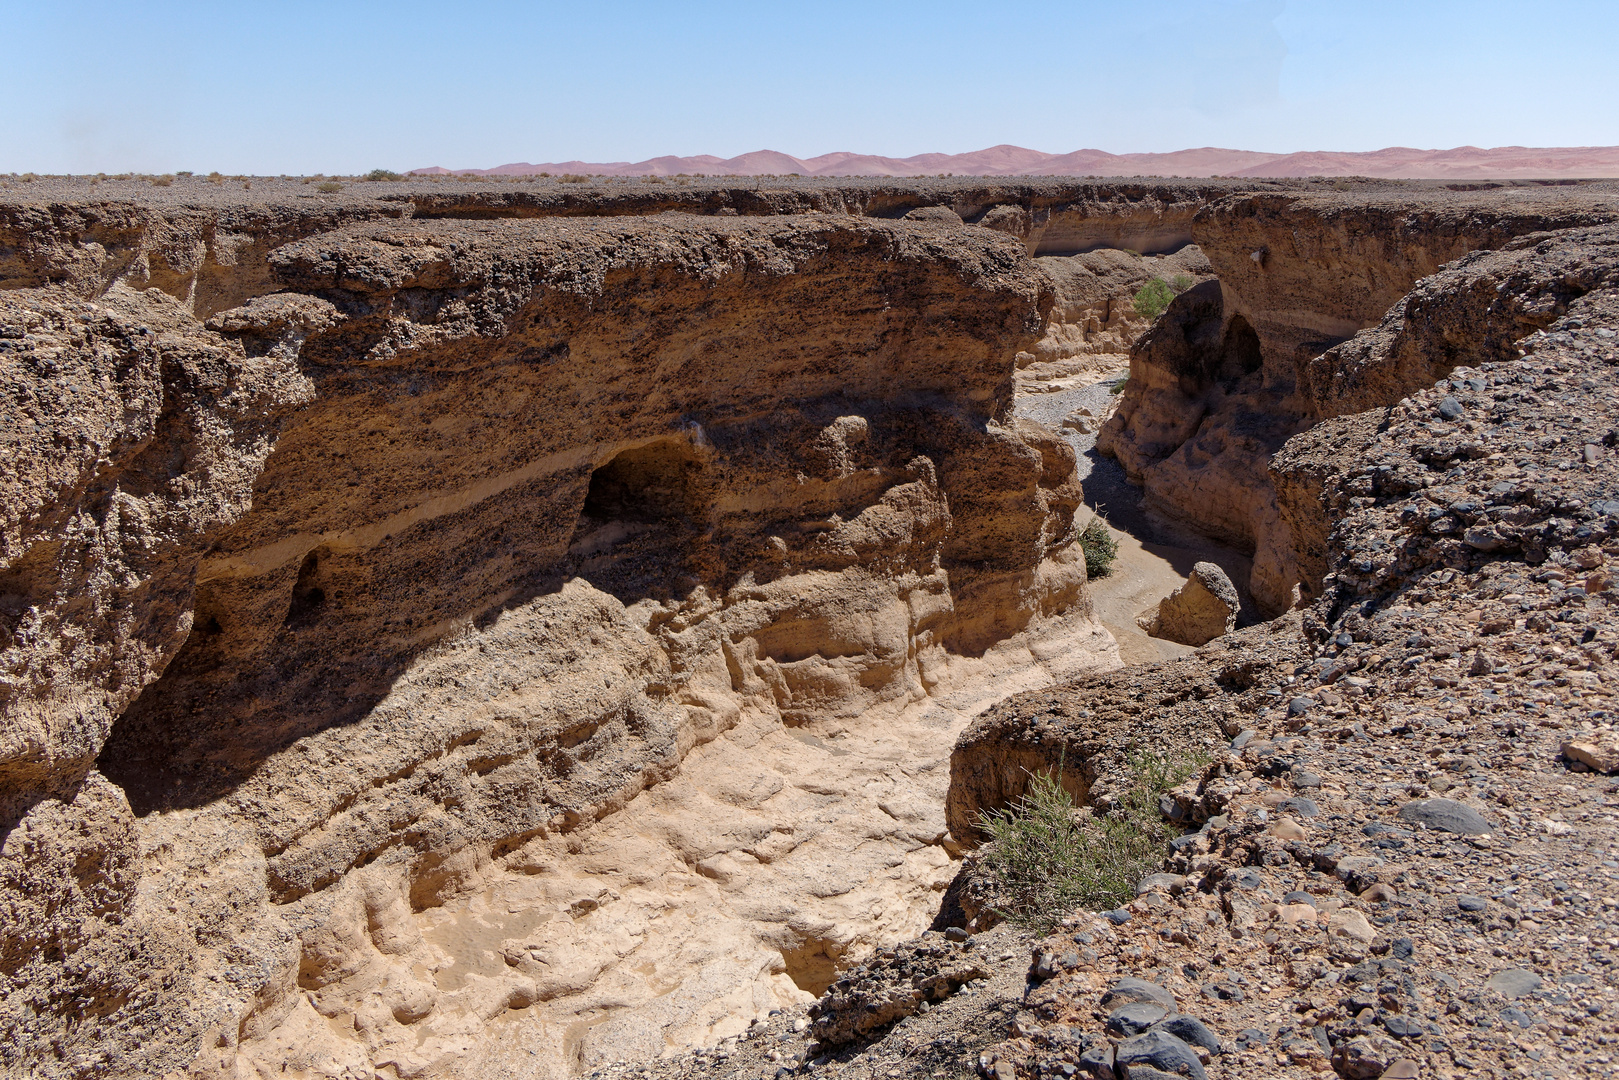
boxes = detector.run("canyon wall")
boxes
[1099,187,1619,614]
[0,201,1126,1079]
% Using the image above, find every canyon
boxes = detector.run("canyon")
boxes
[2,173,1618,1080]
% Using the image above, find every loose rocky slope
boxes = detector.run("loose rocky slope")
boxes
[930,219,1619,1080]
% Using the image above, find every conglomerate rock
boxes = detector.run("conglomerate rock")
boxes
[1101,189,1619,615]
[945,232,1619,1080]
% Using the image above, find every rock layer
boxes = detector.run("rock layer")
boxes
[0,205,1116,1079]
[1101,187,1619,613]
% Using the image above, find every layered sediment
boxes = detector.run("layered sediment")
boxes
[0,191,1129,1079]
[6,176,1619,1080]
[1100,185,1619,614]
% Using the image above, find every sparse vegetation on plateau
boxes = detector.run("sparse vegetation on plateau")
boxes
[315,181,343,193]
[974,749,1205,930]
[365,169,404,181]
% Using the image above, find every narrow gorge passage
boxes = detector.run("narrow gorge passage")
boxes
[8,176,1618,1080]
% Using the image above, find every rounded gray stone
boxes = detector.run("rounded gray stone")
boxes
[1396,797,1492,835]
[1101,977,1178,1012]
[1148,1013,1222,1055]
[1106,1002,1167,1036]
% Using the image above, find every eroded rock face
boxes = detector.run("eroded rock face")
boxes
[1101,190,1619,614]
[1274,224,1619,600]
[0,209,1116,1079]
[1019,246,1213,395]
[945,613,1310,845]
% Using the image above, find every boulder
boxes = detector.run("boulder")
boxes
[1141,562,1240,645]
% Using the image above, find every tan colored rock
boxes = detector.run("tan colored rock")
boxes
[1140,562,1239,646]
[1,208,1119,1079]
[1018,246,1213,394]
[1328,908,1379,945]
[1563,739,1619,774]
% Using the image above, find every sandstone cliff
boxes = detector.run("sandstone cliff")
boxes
[0,200,1119,1079]
[1100,186,1619,614]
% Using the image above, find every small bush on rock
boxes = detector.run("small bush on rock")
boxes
[971,751,1204,932]
[975,751,1205,930]
[1079,517,1119,578]
[315,181,342,193]
[365,169,403,181]
[1132,277,1176,319]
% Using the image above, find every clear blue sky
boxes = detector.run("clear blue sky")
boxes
[6,0,1616,173]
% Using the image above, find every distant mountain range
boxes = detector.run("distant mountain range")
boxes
[410,144,1619,180]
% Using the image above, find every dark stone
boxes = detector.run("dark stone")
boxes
[1456,894,1488,913]
[1396,797,1492,835]
[1230,868,1263,890]
[1148,1014,1222,1055]
[1230,729,1257,749]
[1500,1006,1535,1029]
[1201,980,1244,1003]
[1114,1031,1207,1080]
[1104,908,1132,925]
[1283,890,1315,905]
[1391,938,1414,960]
[1292,769,1324,789]
[943,926,969,942]
[1106,1002,1167,1036]
[1235,1028,1268,1048]
[1439,396,1465,420]
[1287,696,1314,717]
[1282,797,1319,818]
[1077,1045,1114,1079]
[1384,1015,1423,1038]
[1102,977,1177,1011]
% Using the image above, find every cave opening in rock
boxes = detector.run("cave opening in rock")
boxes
[582,440,704,525]
[1215,313,1263,386]
[570,439,711,603]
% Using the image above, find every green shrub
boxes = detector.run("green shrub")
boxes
[315,181,342,193]
[150,174,174,187]
[1079,517,1118,578]
[974,750,1206,931]
[1132,277,1175,319]
[1170,273,1193,293]
[365,169,404,181]
[1109,376,1128,396]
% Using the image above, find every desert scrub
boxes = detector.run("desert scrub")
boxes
[975,750,1207,930]
[365,169,403,181]
[1132,277,1175,319]
[1079,517,1119,578]
[315,181,342,193]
